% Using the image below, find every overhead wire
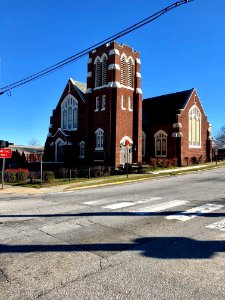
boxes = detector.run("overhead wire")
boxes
[0,0,193,96]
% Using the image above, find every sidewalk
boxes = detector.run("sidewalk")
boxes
[0,163,221,196]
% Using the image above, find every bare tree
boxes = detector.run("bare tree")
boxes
[214,126,225,148]
[28,138,40,146]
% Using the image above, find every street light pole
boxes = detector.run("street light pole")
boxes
[1,158,5,189]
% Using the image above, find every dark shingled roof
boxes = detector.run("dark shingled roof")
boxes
[143,88,194,125]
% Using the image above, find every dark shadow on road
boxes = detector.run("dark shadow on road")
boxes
[0,210,225,218]
[0,237,224,259]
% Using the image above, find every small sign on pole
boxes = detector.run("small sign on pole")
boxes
[0,148,12,158]
[0,148,12,189]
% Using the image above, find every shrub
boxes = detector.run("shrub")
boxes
[150,158,157,168]
[5,170,17,182]
[44,171,55,183]
[56,168,69,178]
[17,170,28,181]
[4,168,29,182]
[161,159,169,168]
[171,158,178,167]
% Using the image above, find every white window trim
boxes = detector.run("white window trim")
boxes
[154,130,168,157]
[142,131,146,157]
[79,141,85,158]
[95,128,104,150]
[189,105,201,149]
[61,94,78,131]
[101,95,106,111]
[95,97,100,112]
[55,138,65,162]
[128,96,133,111]
[121,95,126,110]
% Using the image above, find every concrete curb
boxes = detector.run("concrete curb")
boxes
[0,163,223,196]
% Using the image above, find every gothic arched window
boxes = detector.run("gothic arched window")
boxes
[154,130,167,157]
[127,57,134,88]
[101,54,108,86]
[95,128,104,150]
[55,139,64,162]
[95,57,101,87]
[121,55,126,85]
[189,105,201,147]
[61,95,78,130]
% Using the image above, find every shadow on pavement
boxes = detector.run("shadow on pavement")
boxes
[0,237,224,259]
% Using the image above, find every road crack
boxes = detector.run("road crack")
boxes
[0,268,11,284]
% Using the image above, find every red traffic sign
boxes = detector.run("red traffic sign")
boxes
[0,148,12,158]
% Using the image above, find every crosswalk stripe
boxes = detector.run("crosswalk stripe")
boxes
[166,203,224,221]
[83,199,111,206]
[103,202,135,210]
[84,196,162,207]
[136,197,162,204]
[130,200,188,215]
[206,219,225,231]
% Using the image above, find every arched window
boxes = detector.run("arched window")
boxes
[142,131,146,157]
[95,128,104,150]
[101,54,108,85]
[55,139,64,162]
[79,141,85,158]
[61,95,78,130]
[189,105,201,147]
[127,57,134,88]
[95,57,101,87]
[154,130,167,157]
[121,55,126,85]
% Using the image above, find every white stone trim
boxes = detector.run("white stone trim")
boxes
[120,84,134,91]
[136,88,142,94]
[173,123,182,128]
[88,57,92,64]
[136,58,141,64]
[107,81,121,88]
[108,63,120,70]
[92,49,96,53]
[120,136,133,145]
[127,56,135,65]
[136,72,141,78]
[93,84,108,91]
[86,88,92,94]
[109,49,120,56]
[172,132,183,138]
[87,72,92,77]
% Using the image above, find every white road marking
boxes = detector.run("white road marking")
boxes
[166,203,224,222]
[84,196,162,207]
[136,197,162,204]
[103,202,135,210]
[83,199,113,206]
[130,200,188,215]
[206,219,225,231]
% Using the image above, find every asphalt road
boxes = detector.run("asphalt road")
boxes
[0,167,225,300]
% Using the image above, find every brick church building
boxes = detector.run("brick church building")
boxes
[44,41,212,167]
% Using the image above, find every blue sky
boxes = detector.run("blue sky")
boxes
[0,0,224,146]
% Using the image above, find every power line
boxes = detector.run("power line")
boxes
[0,0,193,96]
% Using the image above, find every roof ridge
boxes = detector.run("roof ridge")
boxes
[143,88,194,101]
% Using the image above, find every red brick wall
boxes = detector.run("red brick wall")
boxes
[178,90,211,165]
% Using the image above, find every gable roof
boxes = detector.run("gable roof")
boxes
[70,78,86,93]
[143,88,194,125]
